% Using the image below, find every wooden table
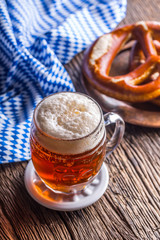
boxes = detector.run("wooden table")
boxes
[1,0,160,239]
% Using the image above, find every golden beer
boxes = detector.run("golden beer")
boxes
[30,92,124,193]
[30,130,106,193]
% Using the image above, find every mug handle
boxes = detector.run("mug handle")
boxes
[104,112,125,157]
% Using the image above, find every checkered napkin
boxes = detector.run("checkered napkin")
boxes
[0,0,127,163]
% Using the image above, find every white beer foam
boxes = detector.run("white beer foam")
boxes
[34,92,105,154]
[36,92,101,139]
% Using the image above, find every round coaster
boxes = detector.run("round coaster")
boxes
[24,161,109,211]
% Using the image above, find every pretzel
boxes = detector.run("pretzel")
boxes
[82,21,160,103]
[129,38,160,106]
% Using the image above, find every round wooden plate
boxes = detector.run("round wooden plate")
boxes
[81,47,160,128]
[81,75,160,128]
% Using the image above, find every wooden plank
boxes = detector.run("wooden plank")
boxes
[1,0,160,239]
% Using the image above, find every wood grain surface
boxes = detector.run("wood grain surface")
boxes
[1,0,160,239]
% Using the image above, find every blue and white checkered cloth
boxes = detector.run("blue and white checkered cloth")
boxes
[0,0,127,163]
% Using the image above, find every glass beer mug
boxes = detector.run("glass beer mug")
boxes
[30,92,125,194]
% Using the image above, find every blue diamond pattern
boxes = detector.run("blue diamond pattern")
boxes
[0,0,127,163]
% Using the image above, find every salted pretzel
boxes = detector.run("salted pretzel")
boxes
[82,21,160,103]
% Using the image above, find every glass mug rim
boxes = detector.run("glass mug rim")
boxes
[33,91,103,142]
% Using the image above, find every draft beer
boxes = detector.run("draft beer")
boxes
[30,92,124,193]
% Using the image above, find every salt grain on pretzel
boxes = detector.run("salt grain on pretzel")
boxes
[82,21,160,103]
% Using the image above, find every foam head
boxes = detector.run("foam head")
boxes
[34,92,105,154]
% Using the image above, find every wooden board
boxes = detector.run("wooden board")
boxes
[1,0,160,240]
[81,74,160,128]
